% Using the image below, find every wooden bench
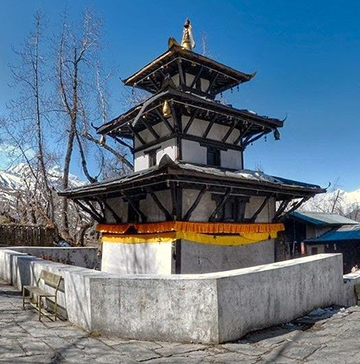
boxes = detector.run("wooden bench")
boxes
[22,270,63,321]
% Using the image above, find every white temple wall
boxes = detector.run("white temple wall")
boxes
[245,196,276,222]
[221,149,242,170]
[171,73,209,92]
[181,116,241,144]
[134,119,175,149]
[180,239,275,274]
[182,191,275,224]
[134,138,177,171]
[157,138,177,164]
[104,192,275,225]
[140,190,173,222]
[181,139,243,169]
[152,117,175,137]
[181,139,207,165]
[182,189,215,221]
[101,241,172,275]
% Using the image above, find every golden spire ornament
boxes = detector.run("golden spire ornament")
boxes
[99,135,106,146]
[181,18,195,51]
[162,100,171,118]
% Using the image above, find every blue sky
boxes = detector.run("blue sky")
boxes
[0,0,360,191]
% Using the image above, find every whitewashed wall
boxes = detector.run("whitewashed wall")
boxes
[102,241,172,275]
[180,239,275,274]
[134,137,177,171]
[0,250,346,344]
[140,190,173,222]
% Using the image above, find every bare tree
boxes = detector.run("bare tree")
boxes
[55,10,133,241]
[2,12,56,228]
[1,9,133,245]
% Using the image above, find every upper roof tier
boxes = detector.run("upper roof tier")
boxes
[97,88,283,143]
[123,45,256,98]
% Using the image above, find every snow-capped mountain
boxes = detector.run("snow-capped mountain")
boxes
[0,163,84,220]
[0,163,83,190]
[300,188,360,220]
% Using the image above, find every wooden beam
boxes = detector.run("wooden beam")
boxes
[181,85,215,99]
[83,199,104,221]
[123,193,147,222]
[155,108,174,133]
[189,66,204,89]
[222,121,237,143]
[109,135,134,152]
[170,102,182,132]
[95,198,106,217]
[272,199,290,222]
[248,195,272,223]
[141,118,160,139]
[182,133,243,152]
[203,118,216,138]
[146,188,172,220]
[170,182,182,220]
[234,123,251,146]
[209,188,232,221]
[206,73,219,94]
[128,123,146,145]
[183,110,199,134]
[100,198,122,224]
[183,185,207,221]
[74,200,102,222]
[279,197,309,221]
[175,239,181,274]
[243,131,267,147]
[177,59,186,86]
[148,76,160,92]
[133,133,177,153]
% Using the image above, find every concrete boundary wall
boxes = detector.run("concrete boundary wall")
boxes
[0,250,353,343]
[0,246,98,269]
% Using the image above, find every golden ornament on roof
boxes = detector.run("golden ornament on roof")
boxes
[162,100,171,118]
[99,135,106,146]
[181,18,195,51]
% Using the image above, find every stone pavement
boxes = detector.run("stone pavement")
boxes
[1,281,360,364]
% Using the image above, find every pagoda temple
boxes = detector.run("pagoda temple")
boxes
[60,20,325,275]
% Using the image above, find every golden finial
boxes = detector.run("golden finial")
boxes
[162,100,171,118]
[99,135,106,146]
[181,18,195,51]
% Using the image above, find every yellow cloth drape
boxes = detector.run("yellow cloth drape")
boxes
[102,230,279,246]
[97,221,284,235]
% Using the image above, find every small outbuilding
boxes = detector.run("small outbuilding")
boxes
[281,211,360,273]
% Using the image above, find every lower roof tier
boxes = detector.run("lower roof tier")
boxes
[59,157,325,202]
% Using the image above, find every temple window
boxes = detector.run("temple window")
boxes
[148,149,157,167]
[207,147,221,167]
[211,195,248,222]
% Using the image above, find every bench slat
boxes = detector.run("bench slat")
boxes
[40,271,62,288]
[23,286,55,297]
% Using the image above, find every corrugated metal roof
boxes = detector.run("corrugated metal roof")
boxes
[305,225,360,243]
[290,211,358,226]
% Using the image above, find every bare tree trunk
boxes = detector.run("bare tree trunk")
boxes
[33,13,55,225]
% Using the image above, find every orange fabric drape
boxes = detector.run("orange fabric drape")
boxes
[97,221,284,235]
